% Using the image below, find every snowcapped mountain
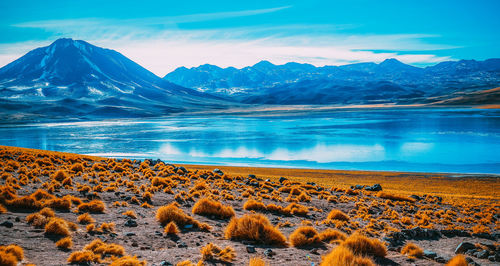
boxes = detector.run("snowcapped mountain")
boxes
[0,38,228,120]
[164,58,500,105]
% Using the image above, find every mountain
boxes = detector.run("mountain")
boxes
[164,58,500,105]
[0,38,228,121]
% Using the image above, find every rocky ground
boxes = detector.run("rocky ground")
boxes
[0,145,498,266]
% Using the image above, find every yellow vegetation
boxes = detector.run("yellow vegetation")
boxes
[225,213,287,246]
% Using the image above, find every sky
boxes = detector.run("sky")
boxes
[0,0,499,76]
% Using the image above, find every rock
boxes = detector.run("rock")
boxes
[97,235,107,241]
[124,232,136,236]
[279,177,287,183]
[248,174,256,179]
[0,221,13,228]
[455,242,476,254]
[159,261,173,266]
[109,233,118,238]
[423,250,437,259]
[124,219,138,227]
[352,184,364,190]
[310,248,320,255]
[435,256,446,263]
[246,245,256,253]
[184,224,193,229]
[488,255,496,261]
[264,248,275,257]
[14,217,20,222]
[177,241,187,248]
[365,184,382,191]
[410,195,421,201]
[155,231,163,236]
[213,169,224,175]
[476,250,489,259]
[132,242,138,247]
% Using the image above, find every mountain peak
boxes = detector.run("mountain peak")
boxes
[380,58,404,66]
[253,60,275,68]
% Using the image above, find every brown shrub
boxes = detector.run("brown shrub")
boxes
[249,257,267,266]
[164,221,180,235]
[401,242,423,258]
[43,197,72,210]
[84,239,124,257]
[0,204,6,213]
[77,200,105,213]
[6,195,41,210]
[45,217,71,237]
[289,226,322,248]
[282,202,309,216]
[225,213,287,246]
[320,245,374,266]
[70,163,84,172]
[67,250,100,264]
[52,170,69,181]
[122,210,137,219]
[192,198,235,219]
[200,243,236,263]
[327,209,350,221]
[376,192,415,203]
[446,254,468,266]
[77,213,95,224]
[56,237,73,250]
[156,202,210,231]
[243,199,267,211]
[110,255,147,266]
[319,228,347,243]
[341,233,386,258]
[0,244,24,262]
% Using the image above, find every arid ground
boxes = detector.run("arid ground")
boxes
[0,145,498,266]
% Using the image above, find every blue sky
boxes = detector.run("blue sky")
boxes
[0,0,498,75]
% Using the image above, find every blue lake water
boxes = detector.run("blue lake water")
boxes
[1,108,500,174]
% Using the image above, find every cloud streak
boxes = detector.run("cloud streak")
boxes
[1,6,456,76]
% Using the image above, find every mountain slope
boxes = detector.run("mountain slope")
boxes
[0,38,228,120]
[164,58,500,105]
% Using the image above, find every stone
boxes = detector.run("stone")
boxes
[213,169,224,175]
[132,242,138,247]
[264,248,275,257]
[410,195,421,201]
[476,250,489,259]
[310,248,320,255]
[246,245,256,253]
[0,221,13,228]
[279,177,287,183]
[455,242,476,254]
[423,250,437,259]
[435,256,446,263]
[488,255,496,261]
[184,224,193,229]
[124,232,136,236]
[365,184,382,191]
[124,219,138,227]
[159,261,173,266]
[109,233,118,238]
[248,174,256,179]
[177,241,187,248]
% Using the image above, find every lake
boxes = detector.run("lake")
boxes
[1,108,499,174]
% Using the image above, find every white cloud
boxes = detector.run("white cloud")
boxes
[0,7,456,76]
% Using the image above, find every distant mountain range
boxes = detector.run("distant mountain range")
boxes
[0,38,499,121]
[164,58,500,105]
[0,38,229,121]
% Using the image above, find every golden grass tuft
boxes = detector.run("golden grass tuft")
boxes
[77,199,105,213]
[164,221,180,235]
[320,245,374,266]
[289,226,322,248]
[84,239,125,257]
[156,202,211,231]
[376,191,416,203]
[401,242,423,258]
[56,237,73,250]
[249,257,267,266]
[77,213,95,224]
[341,233,387,258]
[446,254,468,266]
[122,210,137,219]
[0,204,7,213]
[243,199,267,211]
[67,250,100,264]
[52,170,69,181]
[0,244,24,262]
[45,217,71,237]
[110,255,147,266]
[327,209,350,221]
[225,213,287,246]
[200,243,236,263]
[318,228,347,243]
[192,198,235,219]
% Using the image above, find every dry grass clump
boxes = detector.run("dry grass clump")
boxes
[320,245,374,266]
[67,250,100,264]
[0,244,24,266]
[341,233,386,258]
[122,210,137,219]
[164,221,180,235]
[327,209,350,221]
[200,243,236,263]
[52,170,69,181]
[26,207,55,228]
[156,202,211,231]
[110,255,146,266]
[401,242,423,258]
[77,199,105,213]
[376,192,416,203]
[84,239,125,257]
[446,254,468,266]
[243,199,267,211]
[77,213,95,224]
[0,204,7,213]
[56,237,73,250]
[318,228,347,243]
[70,163,84,172]
[289,226,322,248]
[249,257,267,266]
[45,217,72,237]
[225,213,287,246]
[192,198,235,219]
